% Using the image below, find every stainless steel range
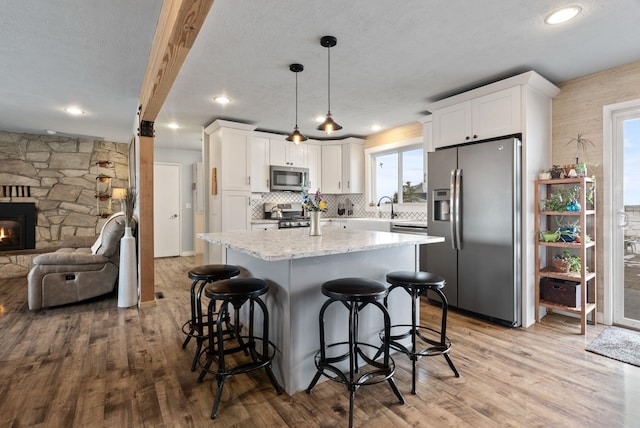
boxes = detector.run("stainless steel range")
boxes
[263,202,310,229]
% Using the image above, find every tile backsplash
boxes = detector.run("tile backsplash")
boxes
[250,192,427,221]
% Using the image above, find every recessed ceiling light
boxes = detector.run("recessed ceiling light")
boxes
[213,96,231,105]
[314,115,326,123]
[168,122,181,129]
[65,106,84,115]
[545,6,582,25]
[371,124,382,132]
[45,129,57,135]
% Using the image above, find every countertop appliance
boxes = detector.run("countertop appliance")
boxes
[264,202,310,228]
[269,166,309,192]
[424,136,521,327]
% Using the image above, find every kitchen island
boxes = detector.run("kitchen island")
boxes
[198,228,444,394]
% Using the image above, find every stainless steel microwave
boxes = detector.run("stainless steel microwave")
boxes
[269,166,309,192]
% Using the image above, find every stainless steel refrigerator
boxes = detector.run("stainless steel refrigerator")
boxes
[424,136,521,327]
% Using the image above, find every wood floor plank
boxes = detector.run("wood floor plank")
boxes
[1,257,639,427]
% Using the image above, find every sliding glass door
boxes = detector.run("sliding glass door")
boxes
[613,108,640,329]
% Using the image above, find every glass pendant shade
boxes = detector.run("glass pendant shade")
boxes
[286,63,307,144]
[318,35,342,135]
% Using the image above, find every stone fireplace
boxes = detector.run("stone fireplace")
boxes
[0,202,36,252]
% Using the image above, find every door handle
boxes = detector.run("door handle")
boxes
[618,211,629,227]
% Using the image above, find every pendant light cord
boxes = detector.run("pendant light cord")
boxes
[295,71,299,127]
[327,45,331,113]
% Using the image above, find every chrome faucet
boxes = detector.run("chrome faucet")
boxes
[377,196,398,219]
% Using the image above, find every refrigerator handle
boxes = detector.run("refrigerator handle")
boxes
[449,169,458,250]
[453,169,462,250]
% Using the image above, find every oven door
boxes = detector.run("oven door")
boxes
[270,166,309,191]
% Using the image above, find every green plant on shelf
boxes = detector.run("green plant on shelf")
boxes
[554,250,582,273]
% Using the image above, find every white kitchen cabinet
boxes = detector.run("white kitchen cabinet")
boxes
[251,222,278,231]
[251,135,270,193]
[306,142,322,191]
[221,191,251,232]
[322,218,346,229]
[218,129,252,192]
[432,86,521,148]
[270,137,307,167]
[342,138,364,194]
[203,120,256,263]
[321,144,342,193]
[321,139,364,194]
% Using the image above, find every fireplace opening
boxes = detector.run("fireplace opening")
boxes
[0,202,36,252]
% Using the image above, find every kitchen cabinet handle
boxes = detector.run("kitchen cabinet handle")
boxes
[347,180,350,189]
[465,136,470,141]
[338,181,341,189]
[248,176,251,185]
[473,134,478,139]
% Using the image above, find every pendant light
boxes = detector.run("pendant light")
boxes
[317,35,342,135]
[286,63,308,144]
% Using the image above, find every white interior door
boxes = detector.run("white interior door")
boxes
[154,163,181,258]
[612,105,640,329]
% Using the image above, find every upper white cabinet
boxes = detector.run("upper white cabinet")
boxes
[270,137,307,167]
[432,86,520,148]
[306,141,322,191]
[217,128,252,192]
[321,144,342,193]
[342,138,364,193]
[321,139,364,194]
[251,135,270,193]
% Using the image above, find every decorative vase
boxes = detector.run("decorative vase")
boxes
[118,226,138,307]
[309,211,322,236]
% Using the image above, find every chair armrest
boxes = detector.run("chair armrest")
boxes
[32,252,109,265]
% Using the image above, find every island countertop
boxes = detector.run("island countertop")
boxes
[198,228,444,262]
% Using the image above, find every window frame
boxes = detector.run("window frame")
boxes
[364,136,427,214]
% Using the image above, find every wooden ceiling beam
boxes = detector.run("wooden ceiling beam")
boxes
[139,0,214,122]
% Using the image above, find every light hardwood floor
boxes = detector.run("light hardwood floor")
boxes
[1,256,639,427]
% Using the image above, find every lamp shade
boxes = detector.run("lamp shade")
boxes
[111,188,127,200]
[318,35,342,135]
[285,63,307,144]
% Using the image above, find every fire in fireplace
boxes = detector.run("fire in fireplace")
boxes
[0,202,36,252]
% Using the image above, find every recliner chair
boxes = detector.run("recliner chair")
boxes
[27,213,128,310]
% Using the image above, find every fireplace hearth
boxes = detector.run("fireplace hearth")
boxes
[0,202,36,252]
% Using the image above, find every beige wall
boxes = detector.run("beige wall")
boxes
[365,122,422,148]
[552,59,640,312]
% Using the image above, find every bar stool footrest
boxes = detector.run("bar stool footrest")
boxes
[312,341,397,388]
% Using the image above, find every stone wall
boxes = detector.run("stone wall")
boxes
[0,131,128,277]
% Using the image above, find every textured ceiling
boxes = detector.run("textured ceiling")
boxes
[1,1,640,151]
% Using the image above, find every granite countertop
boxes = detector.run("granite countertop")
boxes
[198,228,444,262]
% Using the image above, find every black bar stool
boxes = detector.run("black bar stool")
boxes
[306,278,405,428]
[385,271,460,395]
[197,277,282,419]
[181,264,240,371]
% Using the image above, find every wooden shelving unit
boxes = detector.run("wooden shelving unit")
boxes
[534,177,597,334]
[95,161,113,218]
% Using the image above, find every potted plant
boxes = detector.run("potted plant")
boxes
[565,132,594,177]
[552,250,581,273]
[549,165,564,179]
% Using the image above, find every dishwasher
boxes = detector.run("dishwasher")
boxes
[390,222,430,272]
